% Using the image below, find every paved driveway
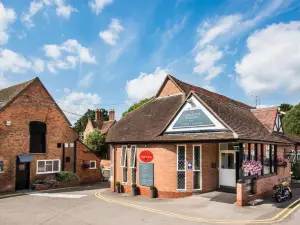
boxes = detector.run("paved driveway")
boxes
[0,183,299,225]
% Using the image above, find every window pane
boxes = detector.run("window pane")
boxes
[194,146,201,171]
[177,146,186,170]
[46,161,53,172]
[123,167,128,183]
[0,161,3,172]
[264,145,270,174]
[132,168,136,184]
[38,161,45,172]
[121,146,127,167]
[90,161,96,168]
[130,146,136,168]
[53,160,59,171]
[177,171,185,189]
[221,153,234,169]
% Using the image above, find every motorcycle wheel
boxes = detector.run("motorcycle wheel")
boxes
[275,196,282,203]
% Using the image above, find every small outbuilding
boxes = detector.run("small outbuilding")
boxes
[107,75,295,205]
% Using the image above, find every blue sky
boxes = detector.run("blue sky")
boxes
[1,0,300,123]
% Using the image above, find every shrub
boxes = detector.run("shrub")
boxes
[292,162,300,179]
[131,184,137,188]
[44,177,58,186]
[150,185,156,190]
[34,180,45,184]
[116,181,120,187]
[55,171,79,183]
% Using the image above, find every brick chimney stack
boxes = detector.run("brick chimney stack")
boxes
[109,109,115,121]
[95,109,104,122]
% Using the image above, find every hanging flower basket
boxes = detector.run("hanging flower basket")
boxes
[82,163,90,169]
[242,160,262,176]
[275,157,288,168]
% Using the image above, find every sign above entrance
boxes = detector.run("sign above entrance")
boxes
[173,109,215,129]
[139,151,154,163]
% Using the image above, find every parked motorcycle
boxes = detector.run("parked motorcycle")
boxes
[272,181,292,203]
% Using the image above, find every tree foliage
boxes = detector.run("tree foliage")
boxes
[279,103,293,113]
[73,109,109,133]
[283,103,300,136]
[122,97,153,117]
[84,130,107,157]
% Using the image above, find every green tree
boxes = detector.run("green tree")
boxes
[122,97,153,117]
[84,130,108,158]
[279,103,293,113]
[73,109,109,134]
[283,103,300,136]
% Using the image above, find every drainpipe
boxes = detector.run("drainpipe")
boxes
[74,140,77,174]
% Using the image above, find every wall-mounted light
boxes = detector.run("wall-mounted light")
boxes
[5,121,12,126]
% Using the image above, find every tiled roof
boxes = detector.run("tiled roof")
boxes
[92,120,116,134]
[107,75,292,144]
[169,75,252,109]
[0,78,36,110]
[252,108,278,133]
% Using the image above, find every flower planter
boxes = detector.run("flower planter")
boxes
[132,187,138,196]
[115,185,121,193]
[150,188,157,198]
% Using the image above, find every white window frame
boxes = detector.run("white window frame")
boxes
[193,145,202,191]
[64,143,69,148]
[177,144,186,191]
[89,160,97,169]
[120,145,127,167]
[70,143,74,148]
[36,159,60,174]
[0,160,4,173]
[129,145,137,168]
[121,145,128,184]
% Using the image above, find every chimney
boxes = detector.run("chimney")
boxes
[109,109,115,121]
[95,109,104,122]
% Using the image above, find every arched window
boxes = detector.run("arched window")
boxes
[29,121,46,153]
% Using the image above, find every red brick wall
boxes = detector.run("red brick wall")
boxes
[158,79,182,97]
[0,80,101,193]
[111,143,218,198]
[76,141,101,184]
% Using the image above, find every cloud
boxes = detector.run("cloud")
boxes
[22,0,77,28]
[236,21,300,95]
[193,0,294,81]
[58,91,101,124]
[193,45,224,80]
[0,49,44,74]
[78,72,94,89]
[126,67,168,102]
[89,0,113,15]
[99,19,124,45]
[0,3,17,45]
[43,39,96,73]
[0,73,11,89]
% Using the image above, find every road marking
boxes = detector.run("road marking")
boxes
[95,189,300,224]
[29,193,87,199]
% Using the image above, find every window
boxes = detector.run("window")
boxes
[70,143,74,148]
[37,160,60,174]
[57,143,62,148]
[193,145,202,190]
[64,143,69,148]
[264,145,270,174]
[130,146,137,184]
[30,121,46,153]
[90,161,96,169]
[120,146,127,167]
[65,157,71,162]
[177,145,186,190]
[121,146,128,183]
[0,160,3,172]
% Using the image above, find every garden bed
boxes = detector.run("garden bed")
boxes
[34,180,81,191]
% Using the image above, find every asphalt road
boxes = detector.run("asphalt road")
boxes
[0,183,299,225]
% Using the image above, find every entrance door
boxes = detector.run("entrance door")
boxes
[219,150,236,188]
[16,159,30,190]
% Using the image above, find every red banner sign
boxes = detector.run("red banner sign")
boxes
[139,150,154,163]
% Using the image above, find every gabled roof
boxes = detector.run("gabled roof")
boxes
[107,75,292,144]
[91,120,116,134]
[251,107,278,133]
[0,78,36,110]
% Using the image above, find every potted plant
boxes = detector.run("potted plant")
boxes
[150,185,157,198]
[82,162,89,169]
[132,184,138,196]
[115,181,121,193]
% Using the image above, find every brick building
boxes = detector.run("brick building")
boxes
[0,78,101,193]
[107,75,296,204]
